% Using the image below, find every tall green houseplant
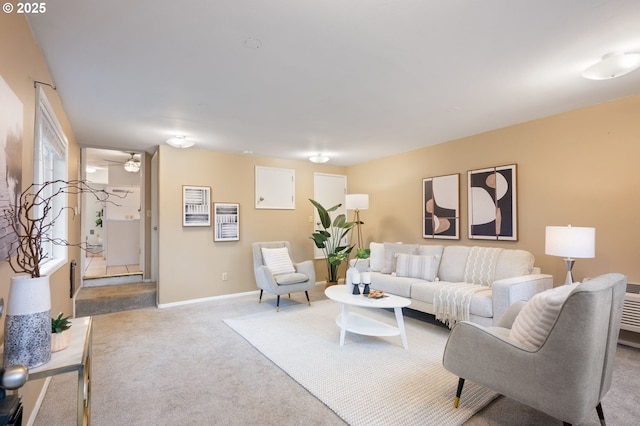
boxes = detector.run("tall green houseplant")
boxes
[309,199,355,284]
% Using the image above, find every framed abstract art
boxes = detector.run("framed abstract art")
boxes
[467,164,517,240]
[423,173,460,239]
[183,185,211,226]
[214,202,239,241]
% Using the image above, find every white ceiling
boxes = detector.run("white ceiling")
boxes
[27,0,640,166]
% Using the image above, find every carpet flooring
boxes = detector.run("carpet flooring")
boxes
[225,300,497,426]
[32,285,640,425]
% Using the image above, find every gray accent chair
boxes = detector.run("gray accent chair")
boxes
[443,273,627,425]
[252,241,316,311]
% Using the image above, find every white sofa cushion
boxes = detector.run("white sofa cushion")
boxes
[463,247,503,286]
[381,243,419,274]
[509,283,579,350]
[438,246,471,282]
[261,247,295,275]
[411,281,494,318]
[494,249,535,281]
[369,242,385,272]
[368,272,418,298]
[417,244,445,258]
[396,254,439,281]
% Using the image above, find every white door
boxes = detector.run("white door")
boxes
[313,173,347,259]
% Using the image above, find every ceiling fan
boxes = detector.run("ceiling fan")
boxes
[122,153,141,173]
[95,152,141,173]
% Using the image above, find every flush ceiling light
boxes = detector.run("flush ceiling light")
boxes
[166,135,195,149]
[582,52,640,80]
[309,153,330,163]
[85,166,97,174]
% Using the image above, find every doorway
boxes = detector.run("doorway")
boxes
[81,148,144,284]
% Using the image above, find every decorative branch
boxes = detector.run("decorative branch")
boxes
[1,180,124,278]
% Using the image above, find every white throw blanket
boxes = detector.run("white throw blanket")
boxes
[434,282,487,328]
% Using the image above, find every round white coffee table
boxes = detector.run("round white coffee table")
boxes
[324,285,411,349]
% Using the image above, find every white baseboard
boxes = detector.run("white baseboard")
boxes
[157,290,260,309]
[27,376,52,426]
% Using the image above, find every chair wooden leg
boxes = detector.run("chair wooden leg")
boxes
[305,291,311,306]
[454,378,465,408]
[259,289,263,303]
[276,295,280,312]
[596,402,606,426]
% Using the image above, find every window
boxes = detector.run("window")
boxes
[34,87,68,274]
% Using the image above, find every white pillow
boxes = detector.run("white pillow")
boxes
[261,247,296,275]
[395,254,439,281]
[509,284,579,350]
[381,243,418,274]
[369,242,385,272]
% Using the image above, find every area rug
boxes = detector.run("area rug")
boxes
[224,300,498,426]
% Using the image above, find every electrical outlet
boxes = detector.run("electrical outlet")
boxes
[222,272,228,281]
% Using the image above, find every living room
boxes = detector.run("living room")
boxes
[2,3,640,424]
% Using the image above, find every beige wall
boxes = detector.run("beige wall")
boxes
[1,13,81,421]
[156,93,640,304]
[349,94,640,284]
[156,145,346,304]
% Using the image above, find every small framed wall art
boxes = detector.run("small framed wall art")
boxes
[467,164,517,240]
[214,202,240,241]
[422,173,460,239]
[183,185,211,227]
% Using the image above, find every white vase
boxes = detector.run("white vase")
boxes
[346,266,360,294]
[4,275,52,368]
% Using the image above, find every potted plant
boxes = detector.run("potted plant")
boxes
[309,199,355,286]
[51,312,72,352]
[1,179,120,367]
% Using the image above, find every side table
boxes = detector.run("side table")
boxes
[28,316,93,425]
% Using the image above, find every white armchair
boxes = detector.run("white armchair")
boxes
[252,241,316,311]
[442,273,627,425]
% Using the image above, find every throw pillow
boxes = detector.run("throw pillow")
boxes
[369,242,385,272]
[381,243,419,274]
[509,283,579,350]
[395,254,439,281]
[261,247,296,275]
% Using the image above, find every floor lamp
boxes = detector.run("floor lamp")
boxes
[545,225,595,285]
[345,194,369,249]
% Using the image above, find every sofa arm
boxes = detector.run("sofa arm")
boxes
[491,274,553,325]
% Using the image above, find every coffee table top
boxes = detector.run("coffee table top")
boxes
[325,285,411,309]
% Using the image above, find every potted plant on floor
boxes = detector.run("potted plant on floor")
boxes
[309,199,355,287]
[51,312,72,352]
[1,180,121,367]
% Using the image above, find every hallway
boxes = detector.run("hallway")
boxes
[83,255,141,279]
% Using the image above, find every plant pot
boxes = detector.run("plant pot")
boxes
[3,275,52,368]
[51,329,71,352]
[325,280,339,289]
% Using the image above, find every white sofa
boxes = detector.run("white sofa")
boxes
[349,242,553,327]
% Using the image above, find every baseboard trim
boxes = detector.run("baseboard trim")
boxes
[27,376,52,426]
[157,290,260,309]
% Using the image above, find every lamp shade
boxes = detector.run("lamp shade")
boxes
[345,194,369,210]
[545,226,595,258]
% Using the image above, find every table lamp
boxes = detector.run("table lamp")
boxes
[545,225,595,285]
